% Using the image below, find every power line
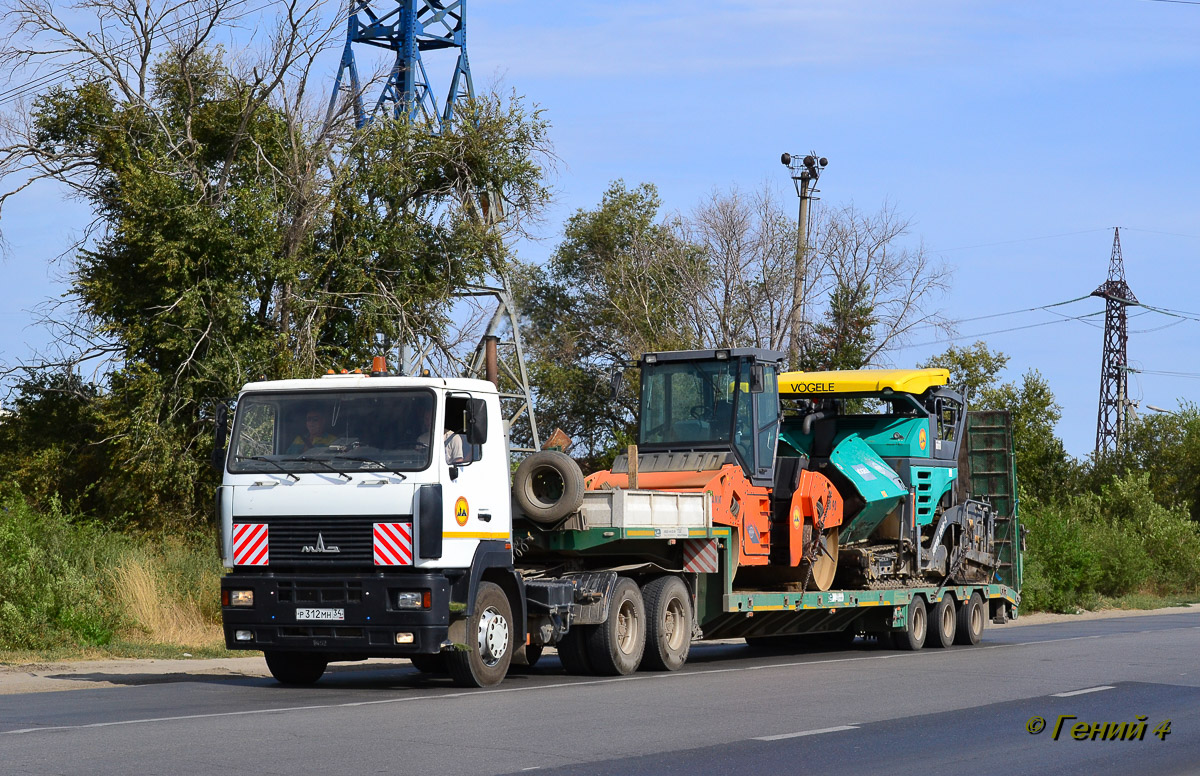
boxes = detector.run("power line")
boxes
[1123,227,1200,240]
[894,309,1107,352]
[1137,369,1200,379]
[904,293,1095,334]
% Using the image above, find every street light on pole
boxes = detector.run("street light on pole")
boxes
[782,151,827,369]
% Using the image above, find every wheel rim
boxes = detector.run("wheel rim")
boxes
[477,606,510,667]
[913,605,926,641]
[808,527,839,591]
[663,597,686,651]
[616,598,641,655]
[528,466,565,506]
[970,602,983,636]
[941,603,955,638]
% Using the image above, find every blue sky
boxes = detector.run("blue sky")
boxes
[2,0,1198,457]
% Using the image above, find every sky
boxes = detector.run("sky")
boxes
[1,0,1198,458]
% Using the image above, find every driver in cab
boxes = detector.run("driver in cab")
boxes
[288,408,336,453]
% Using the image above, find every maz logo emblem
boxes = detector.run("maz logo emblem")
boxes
[301,532,340,553]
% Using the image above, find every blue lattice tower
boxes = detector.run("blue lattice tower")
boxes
[1092,228,1138,454]
[325,0,474,130]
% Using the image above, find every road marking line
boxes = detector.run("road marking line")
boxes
[1051,685,1115,697]
[754,725,859,741]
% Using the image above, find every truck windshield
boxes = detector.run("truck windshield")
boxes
[227,389,435,474]
[638,359,740,448]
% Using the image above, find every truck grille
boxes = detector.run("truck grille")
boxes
[254,515,409,567]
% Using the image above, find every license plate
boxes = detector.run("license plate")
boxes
[296,607,344,621]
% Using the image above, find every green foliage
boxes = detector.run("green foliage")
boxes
[516,181,700,467]
[806,281,877,370]
[919,340,1009,400]
[3,48,550,528]
[0,492,128,648]
[0,491,224,652]
[1100,402,1200,522]
[1020,472,1200,612]
[1018,496,1100,613]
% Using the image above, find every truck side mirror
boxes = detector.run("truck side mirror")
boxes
[750,363,766,394]
[210,403,229,473]
[466,398,488,445]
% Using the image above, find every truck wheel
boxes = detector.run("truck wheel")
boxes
[954,591,985,645]
[928,594,957,648]
[895,597,927,651]
[409,654,448,674]
[586,577,646,675]
[513,450,585,524]
[555,626,595,675]
[446,582,513,688]
[264,651,328,685]
[641,576,692,671]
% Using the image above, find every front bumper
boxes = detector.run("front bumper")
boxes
[222,571,451,656]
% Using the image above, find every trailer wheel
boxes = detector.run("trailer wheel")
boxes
[641,576,692,671]
[447,582,513,688]
[895,597,927,651]
[409,654,448,675]
[954,591,985,646]
[928,594,957,648]
[586,577,646,675]
[513,450,585,524]
[555,626,595,675]
[264,651,328,685]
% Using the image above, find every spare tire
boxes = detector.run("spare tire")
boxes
[513,450,585,523]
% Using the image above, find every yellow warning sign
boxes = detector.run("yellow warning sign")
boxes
[454,496,469,526]
[918,427,927,451]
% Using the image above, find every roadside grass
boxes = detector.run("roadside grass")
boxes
[1090,592,1200,611]
[0,490,230,661]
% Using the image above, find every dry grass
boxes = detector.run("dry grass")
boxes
[112,554,223,648]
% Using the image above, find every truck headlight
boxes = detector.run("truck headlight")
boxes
[396,591,425,609]
[228,590,254,607]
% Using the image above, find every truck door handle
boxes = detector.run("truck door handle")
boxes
[479,512,492,523]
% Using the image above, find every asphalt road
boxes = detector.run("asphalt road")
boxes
[2,611,1198,775]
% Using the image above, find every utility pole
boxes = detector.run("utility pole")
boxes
[781,152,828,369]
[1093,227,1137,455]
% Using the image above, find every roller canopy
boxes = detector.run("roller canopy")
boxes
[779,368,949,397]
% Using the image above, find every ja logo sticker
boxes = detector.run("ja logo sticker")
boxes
[454,496,469,526]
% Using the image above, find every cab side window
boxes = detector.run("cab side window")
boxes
[444,396,482,465]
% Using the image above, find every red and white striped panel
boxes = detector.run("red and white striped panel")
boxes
[373,522,413,566]
[232,523,269,566]
[682,539,720,574]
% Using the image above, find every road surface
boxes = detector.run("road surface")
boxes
[1,609,1198,775]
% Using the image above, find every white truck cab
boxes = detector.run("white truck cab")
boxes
[216,369,525,687]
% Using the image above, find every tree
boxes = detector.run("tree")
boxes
[0,2,552,526]
[516,181,698,468]
[806,280,877,370]
[1120,403,1200,522]
[805,202,953,368]
[920,341,1010,402]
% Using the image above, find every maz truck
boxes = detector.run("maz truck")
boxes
[215,348,1022,687]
